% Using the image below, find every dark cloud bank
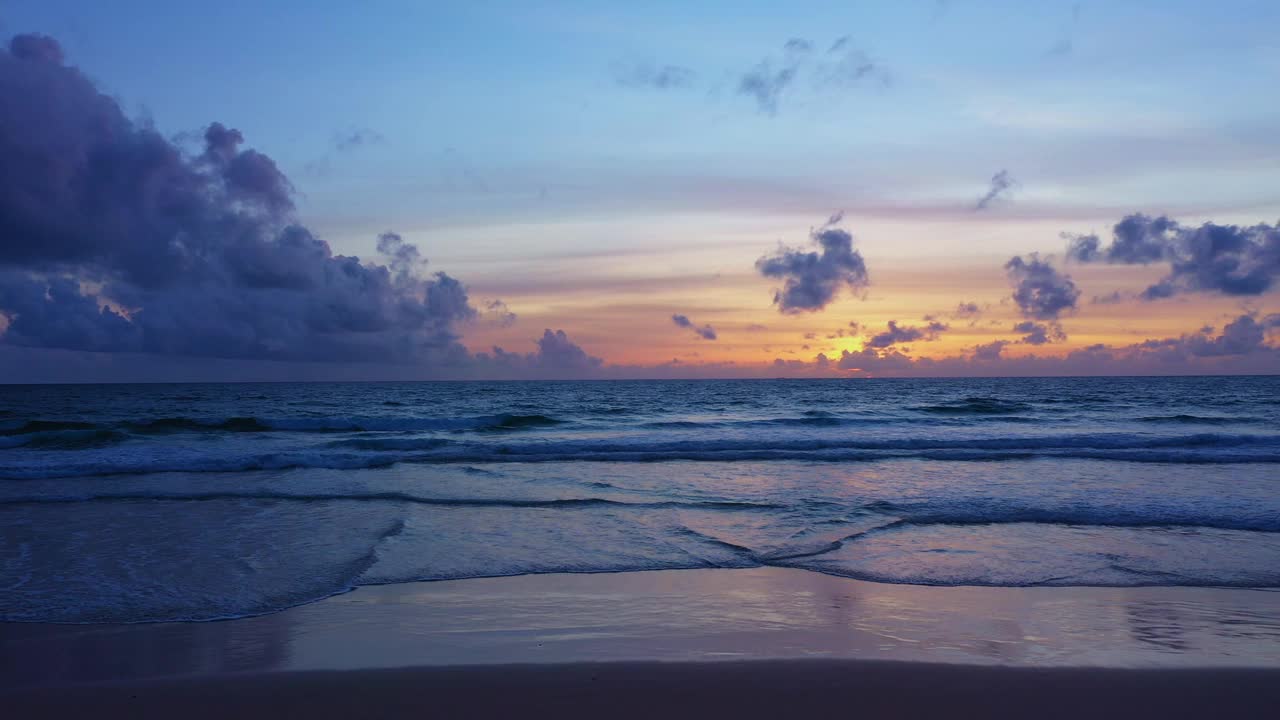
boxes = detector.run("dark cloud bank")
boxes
[0,34,600,380]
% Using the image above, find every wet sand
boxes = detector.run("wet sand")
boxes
[4,567,1280,717]
[6,660,1280,719]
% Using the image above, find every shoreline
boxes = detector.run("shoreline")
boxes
[5,567,1279,691]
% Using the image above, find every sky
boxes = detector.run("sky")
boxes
[1,0,1278,381]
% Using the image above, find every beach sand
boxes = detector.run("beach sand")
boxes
[4,567,1279,717]
[7,660,1280,719]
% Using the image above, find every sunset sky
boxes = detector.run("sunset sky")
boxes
[1,1,1278,380]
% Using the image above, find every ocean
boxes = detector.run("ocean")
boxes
[2,376,1278,623]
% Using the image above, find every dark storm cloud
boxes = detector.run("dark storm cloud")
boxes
[0,34,479,363]
[975,169,1015,211]
[1004,254,1080,320]
[865,320,948,348]
[1012,320,1065,345]
[9,33,62,63]
[671,313,717,340]
[1065,213,1280,299]
[612,61,696,89]
[756,213,870,313]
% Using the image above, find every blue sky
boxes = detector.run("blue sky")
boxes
[1,1,1278,379]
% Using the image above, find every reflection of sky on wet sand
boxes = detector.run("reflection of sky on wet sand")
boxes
[5,568,1280,689]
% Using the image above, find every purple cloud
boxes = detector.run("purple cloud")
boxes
[1066,213,1280,299]
[0,34,484,364]
[1013,321,1065,345]
[757,213,870,313]
[1005,254,1080,320]
[975,169,1016,210]
[865,320,948,348]
[672,314,717,340]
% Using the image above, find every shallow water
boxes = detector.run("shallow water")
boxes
[1,377,1277,622]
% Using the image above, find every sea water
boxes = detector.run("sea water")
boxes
[1,376,1277,622]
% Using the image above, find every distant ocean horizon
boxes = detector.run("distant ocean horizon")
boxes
[3,376,1279,623]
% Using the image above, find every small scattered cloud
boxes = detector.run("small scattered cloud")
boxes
[972,340,1010,361]
[671,313,717,340]
[757,213,870,314]
[1013,320,1065,345]
[865,320,948,348]
[483,299,518,327]
[611,61,696,89]
[737,36,889,114]
[334,127,384,152]
[1005,254,1080,320]
[975,169,1016,211]
[815,37,891,90]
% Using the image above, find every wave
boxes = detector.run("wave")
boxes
[126,417,271,433]
[0,490,783,512]
[0,428,129,450]
[863,504,1280,534]
[914,397,1031,415]
[1,413,567,438]
[2,431,1278,478]
[1138,414,1259,425]
[1,420,99,435]
[325,437,453,451]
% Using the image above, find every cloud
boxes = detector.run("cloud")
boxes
[810,312,1278,377]
[671,313,717,340]
[1004,254,1080,320]
[1013,320,1065,345]
[737,36,887,114]
[1137,314,1274,359]
[483,299,518,327]
[865,320,948,348]
[477,329,605,379]
[0,34,478,364]
[612,61,696,89]
[334,127,384,152]
[1046,38,1073,57]
[1065,213,1280,299]
[972,340,1010,361]
[738,59,801,114]
[756,213,870,313]
[835,347,915,372]
[952,301,983,319]
[816,37,891,90]
[975,169,1016,210]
